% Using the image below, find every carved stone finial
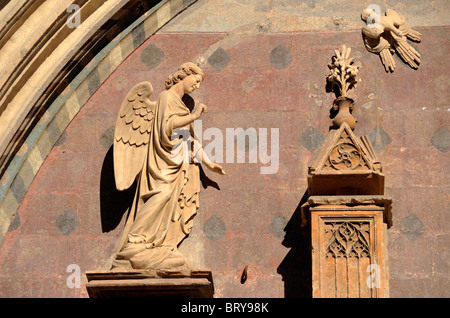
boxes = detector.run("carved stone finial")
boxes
[327,45,360,130]
[361,7,422,72]
[327,45,359,98]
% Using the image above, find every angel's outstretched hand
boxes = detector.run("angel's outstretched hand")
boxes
[206,162,226,175]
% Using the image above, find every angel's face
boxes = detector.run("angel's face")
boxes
[183,74,203,94]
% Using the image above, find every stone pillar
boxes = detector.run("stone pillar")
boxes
[302,45,393,298]
[302,196,391,298]
[303,122,392,298]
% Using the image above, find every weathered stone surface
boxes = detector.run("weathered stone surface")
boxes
[430,126,449,153]
[300,126,324,153]
[268,214,288,239]
[368,126,392,153]
[140,43,165,70]
[269,45,292,70]
[399,213,425,241]
[208,47,230,71]
[203,215,227,241]
[55,209,80,236]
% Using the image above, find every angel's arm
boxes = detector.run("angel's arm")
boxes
[194,146,226,175]
[171,113,198,131]
[190,136,225,175]
[170,103,207,131]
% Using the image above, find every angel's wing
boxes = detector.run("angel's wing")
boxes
[113,81,156,191]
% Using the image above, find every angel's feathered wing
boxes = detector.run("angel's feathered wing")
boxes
[113,81,156,191]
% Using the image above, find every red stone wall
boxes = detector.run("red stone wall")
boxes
[0,27,448,297]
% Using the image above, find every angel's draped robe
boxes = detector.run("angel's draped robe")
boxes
[112,90,201,270]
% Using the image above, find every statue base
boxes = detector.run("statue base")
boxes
[85,269,214,298]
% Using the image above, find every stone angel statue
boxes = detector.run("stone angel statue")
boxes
[111,62,225,271]
[361,7,421,72]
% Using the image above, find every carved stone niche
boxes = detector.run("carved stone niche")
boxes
[303,122,392,298]
[301,196,392,298]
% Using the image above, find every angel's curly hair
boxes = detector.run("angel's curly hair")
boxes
[165,62,204,89]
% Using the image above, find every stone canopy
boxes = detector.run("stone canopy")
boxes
[308,122,385,196]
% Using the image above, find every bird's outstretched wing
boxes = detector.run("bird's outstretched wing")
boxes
[379,47,396,72]
[386,8,421,69]
[392,33,421,69]
[386,9,422,42]
[362,26,395,72]
[113,81,156,191]
[399,22,422,42]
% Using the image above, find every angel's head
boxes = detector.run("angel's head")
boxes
[165,62,204,93]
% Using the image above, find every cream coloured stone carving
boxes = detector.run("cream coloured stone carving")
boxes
[327,45,359,99]
[361,8,421,72]
[111,62,225,271]
[327,45,360,130]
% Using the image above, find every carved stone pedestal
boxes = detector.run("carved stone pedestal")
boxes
[85,269,214,298]
[303,121,392,298]
[302,196,391,298]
